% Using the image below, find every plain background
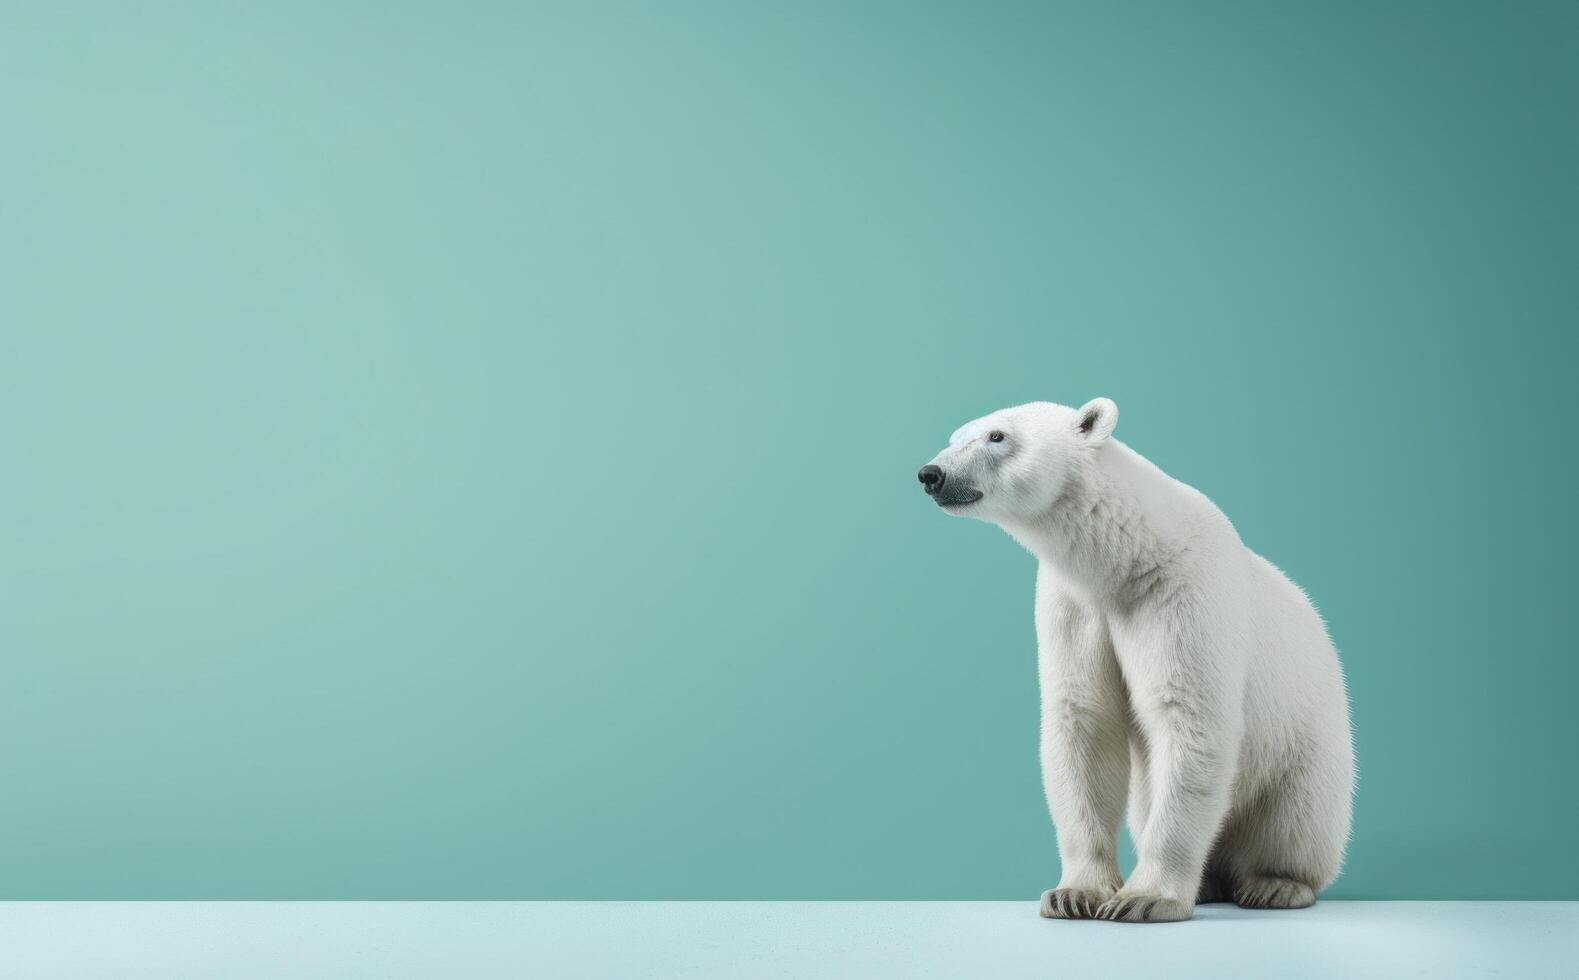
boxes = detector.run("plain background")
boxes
[2,1,1574,900]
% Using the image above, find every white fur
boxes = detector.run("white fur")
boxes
[922,399,1353,923]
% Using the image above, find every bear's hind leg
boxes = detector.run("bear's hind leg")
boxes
[1213,754,1348,910]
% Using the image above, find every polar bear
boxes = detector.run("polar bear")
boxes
[918,398,1353,923]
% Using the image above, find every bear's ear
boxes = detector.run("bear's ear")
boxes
[1075,398,1118,443]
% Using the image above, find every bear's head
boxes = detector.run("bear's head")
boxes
[916,398,1118,525]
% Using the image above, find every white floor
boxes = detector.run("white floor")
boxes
[0,901,1572,979]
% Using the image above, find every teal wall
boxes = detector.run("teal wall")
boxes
[2,1,1574,899]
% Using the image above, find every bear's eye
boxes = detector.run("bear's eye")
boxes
[988,430,1005,443]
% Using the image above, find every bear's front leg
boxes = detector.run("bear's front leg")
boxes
[1036,571,1129,920]
[1097,619,1243,924]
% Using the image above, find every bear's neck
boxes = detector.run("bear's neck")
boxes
[1010,440,1192,604]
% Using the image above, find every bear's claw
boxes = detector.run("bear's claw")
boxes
[1040,887,1110,919]
[1233,876,1316,910]
[1094,891,1193,923]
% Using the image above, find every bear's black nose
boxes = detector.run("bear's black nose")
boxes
[917,465,945,495]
